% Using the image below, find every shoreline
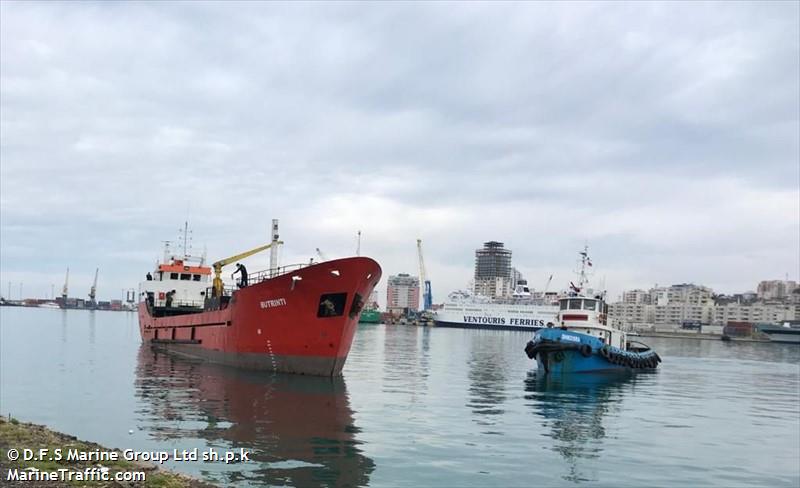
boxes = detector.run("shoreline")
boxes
[0,416,216,487]
[637,332,771,343]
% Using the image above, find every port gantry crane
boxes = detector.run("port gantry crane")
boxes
[417,238,433,311]
[543,274,553,295]
[61,267,69,304]
[88,268,99,307]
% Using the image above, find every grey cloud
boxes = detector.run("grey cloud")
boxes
[1,1,797,301]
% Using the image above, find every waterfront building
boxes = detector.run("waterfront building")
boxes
[622,289,651,304]
[667,283,714,306]
[511,267,524,289]
[386,273,420,315]
[608,302,654,329]
[650,287,670,306]
[757,280,798,300]
[610,284,714,329]
[473,241,512,299]
[712,302,796,325]
[610,281,799,331]
[714,293,759,306]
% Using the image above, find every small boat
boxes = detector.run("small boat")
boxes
[358,308,381,324]
[524,247,661,374]
[37,302,61,309]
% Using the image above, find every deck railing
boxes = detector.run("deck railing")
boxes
[247,263,312,286]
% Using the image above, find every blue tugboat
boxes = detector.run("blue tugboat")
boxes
[524,247,661,374]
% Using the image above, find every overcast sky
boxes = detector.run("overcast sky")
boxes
[1,1,798,304]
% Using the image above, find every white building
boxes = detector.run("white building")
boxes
[712,303,796,325]
[610,283,714,329]
[757,280,798,300]
[622,289,651,304]
[386,273,420,315]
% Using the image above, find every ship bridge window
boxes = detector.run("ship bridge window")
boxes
[583,300,597,311]
[568,300,582,310]
[560,300,569,310]
[318,293,347,318]
[170,273,179,280]
[180,273,191,281]
[193,274,201,281]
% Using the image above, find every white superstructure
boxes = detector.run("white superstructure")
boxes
[139,240,212,310]
[433,286,559,330]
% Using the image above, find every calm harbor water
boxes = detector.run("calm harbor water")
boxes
[1,307,798,487]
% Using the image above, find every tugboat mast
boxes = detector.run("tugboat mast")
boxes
[575,244,593,292]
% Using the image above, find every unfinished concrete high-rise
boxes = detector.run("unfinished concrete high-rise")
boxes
[473,241,512,299]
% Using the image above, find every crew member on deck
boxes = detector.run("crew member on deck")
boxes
[232,263,248,288]
[146,272,152,281]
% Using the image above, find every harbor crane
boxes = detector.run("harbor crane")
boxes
[88,268,99,306]
[417,238,433,310]
[61,267,69,303]
[211,241,282,297]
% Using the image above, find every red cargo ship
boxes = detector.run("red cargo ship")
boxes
[138,220,382,376]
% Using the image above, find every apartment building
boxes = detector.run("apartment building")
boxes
[386,273,420,315]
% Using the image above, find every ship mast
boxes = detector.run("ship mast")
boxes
[576,244,592,291]
[269,219,280,277]
[178,221,192,259]
[572,244,592,293]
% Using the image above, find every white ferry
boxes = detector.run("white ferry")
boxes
[433,282,560,331]
[758,321,800,344]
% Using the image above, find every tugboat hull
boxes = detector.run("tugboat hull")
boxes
[525,328,661,375]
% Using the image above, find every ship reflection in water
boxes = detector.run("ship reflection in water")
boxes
[134,346,374,487]
[524,371,639,483]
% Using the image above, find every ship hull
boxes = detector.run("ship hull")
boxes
[525,328,661,374]
[434,320,546,332]
[358,309,381,324]
[433,303,558,331]
[760,328,800,343]
[138,257,382,376]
